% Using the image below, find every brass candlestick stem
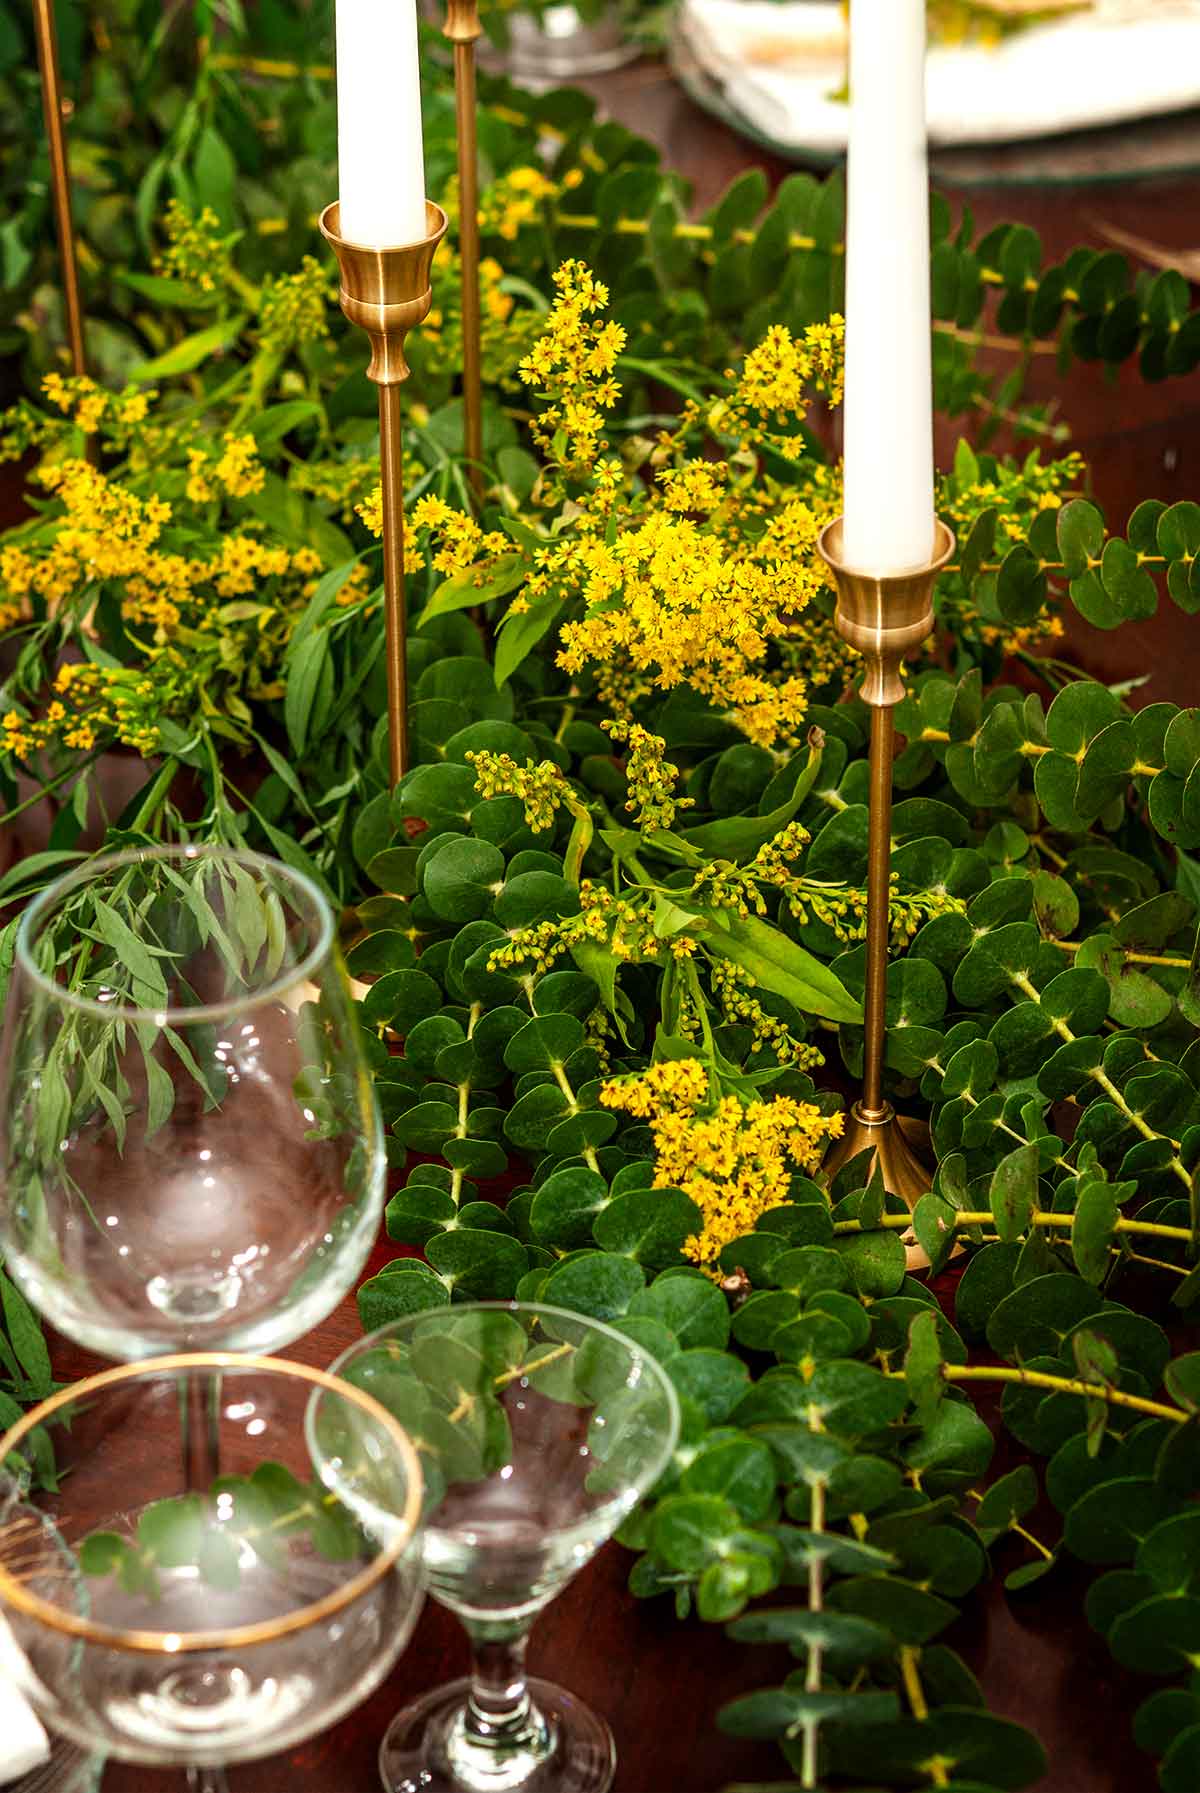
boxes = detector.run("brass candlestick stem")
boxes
[818,516,956,1259]
[320,200,448,785]
[444,0,484,503]
[32,0,87,376]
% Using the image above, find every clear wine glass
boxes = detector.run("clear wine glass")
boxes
[0,1352,425,1793]
[324,1301,681,1793]
[0,845,384,1360]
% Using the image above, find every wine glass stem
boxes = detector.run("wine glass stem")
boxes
[180,1369,222,1491]
[464,1628,540,1749]
[186,1766,230,1793]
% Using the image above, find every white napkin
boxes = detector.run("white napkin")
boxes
[677,0,1200,149]
[0,1616,51,1785]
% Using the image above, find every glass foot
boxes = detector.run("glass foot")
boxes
[379,1676,616,1793]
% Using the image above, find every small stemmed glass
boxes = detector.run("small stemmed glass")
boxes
[325,1301,681,1793]
[0,1354,425,1793]
[0,844,385,1362]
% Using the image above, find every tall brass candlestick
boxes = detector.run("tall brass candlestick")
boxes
[32,0,87,376]
[444,0,484,503]
[320,201,448,785]
[818,516,955,1248]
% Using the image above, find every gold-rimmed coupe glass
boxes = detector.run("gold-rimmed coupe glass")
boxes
[0,845,384,1360]
[0,1353,425,1793]
[324,1302,681,1793]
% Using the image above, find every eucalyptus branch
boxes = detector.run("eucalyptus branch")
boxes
[935,1365,1189,1427]
[801,1467,825,1789]
[833,1210,1194,1245]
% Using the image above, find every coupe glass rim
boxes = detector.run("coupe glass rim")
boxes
[330,1298,684,1510]
[14,844,336,1027]
[0,1352,423,1655]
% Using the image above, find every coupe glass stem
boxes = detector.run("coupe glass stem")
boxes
[186,1765,230,1793]
[462,1626,547,1758]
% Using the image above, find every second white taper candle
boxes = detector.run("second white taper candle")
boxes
[841,0,936,574]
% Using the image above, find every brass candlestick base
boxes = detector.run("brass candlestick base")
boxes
[320,200,448,785]
[818,515,956,1270]
[445,0,484,503]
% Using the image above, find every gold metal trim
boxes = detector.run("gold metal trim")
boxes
[0,1352,422,1656]
[320,200,448,784]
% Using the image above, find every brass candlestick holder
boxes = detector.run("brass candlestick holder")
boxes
[818,515,956,1264]
[444,0,485,503]
[32,0,87,376]
[320,200,448,785]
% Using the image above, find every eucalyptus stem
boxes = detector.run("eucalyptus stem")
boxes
[832,1209,1194,1245]
[937,1364,1189,1426]
[800,1474,824,1790]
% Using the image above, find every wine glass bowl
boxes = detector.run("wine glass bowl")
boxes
[0,1354,424,1772]
[0,846,384,1358]
[325,1302,681,1793]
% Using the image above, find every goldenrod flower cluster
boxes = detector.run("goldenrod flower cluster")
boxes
[600,1058,843,1270]
[13,375,156,454]
[518,261,625,485]
[466,749,571,833]
[555,509,821,750]
[478,165,559,241]
[355,490,507,580]
[488,879,695,980]
[185,434,267,503]
[708,958,826,1072]
[0,445,338,764]
[258,257,332,352]
[715,317,845,459]
[415,185,542,392]
[602,720,694,834]
[788,871,966,947]
[379,272,855,752]
[156,199,234,294]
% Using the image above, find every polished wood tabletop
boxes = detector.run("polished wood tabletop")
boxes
[25,46,1200,1793]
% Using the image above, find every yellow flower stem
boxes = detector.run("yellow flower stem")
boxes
[126,754,180,835]
[0,746,104,828]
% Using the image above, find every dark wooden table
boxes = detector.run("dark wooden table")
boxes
[33,49,1200,1793]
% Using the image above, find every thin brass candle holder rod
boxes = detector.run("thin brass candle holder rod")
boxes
[445,0,484,504]
[320,200,448,785]
[817,516,956,1262]
[32,0,87,377]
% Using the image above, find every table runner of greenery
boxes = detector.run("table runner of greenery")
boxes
[4,11,1200,1792]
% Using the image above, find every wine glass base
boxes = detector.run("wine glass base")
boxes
[379,1676,616,1793]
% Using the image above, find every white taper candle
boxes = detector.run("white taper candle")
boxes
[841,0,936,573]
[335,0,427,247]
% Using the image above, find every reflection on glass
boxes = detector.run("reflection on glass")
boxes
[0,847,384,1358]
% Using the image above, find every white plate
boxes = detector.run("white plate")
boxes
[676,0,1200,150]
